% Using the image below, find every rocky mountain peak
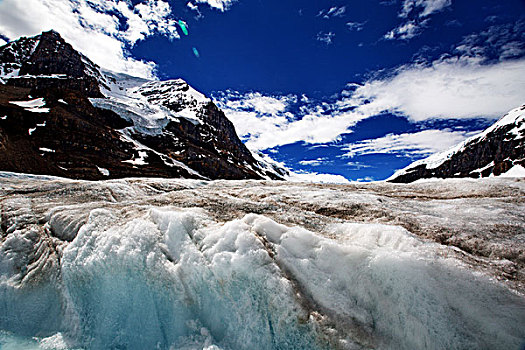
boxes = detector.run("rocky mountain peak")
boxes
[0,30,104,97]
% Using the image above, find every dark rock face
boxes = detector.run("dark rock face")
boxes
[389,106,525,183]
[0,31,285,181]
[1,31,103,97]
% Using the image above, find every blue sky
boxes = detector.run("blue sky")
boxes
[0,0,524,182]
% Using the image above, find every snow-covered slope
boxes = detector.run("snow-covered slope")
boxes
[0,31,286,181]
[0,174,524,349]
[389,105,525,182]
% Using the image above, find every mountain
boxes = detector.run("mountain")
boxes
[388,105,525,183]
[0,30,287,180]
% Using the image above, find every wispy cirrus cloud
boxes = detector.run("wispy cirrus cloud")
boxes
[298,158,331,166]
[385,0,451,40]
[399,0,451,18]
[347,21,367,32]
[341,129,476,158]
[454,20,525,61]
[316,31,335,45]
[317,6,346,19]
[384,19,428,40]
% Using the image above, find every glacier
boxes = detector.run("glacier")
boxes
[0,173,524,349]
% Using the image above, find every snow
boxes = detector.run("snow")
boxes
[0,175,524,349]
[96,166,110,176]
[499,164,525,178]
[28,128,36,135]
[39,148,55,153]
[57,99,68,105]
[9,98,50,113]
[25,107,50,113]
[470,160,494,175]
[122,150,149,166]
[117,129,203,176]
[92,73,209,135]
[10,98,46,108]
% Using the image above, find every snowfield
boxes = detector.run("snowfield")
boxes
[0,173,524,349]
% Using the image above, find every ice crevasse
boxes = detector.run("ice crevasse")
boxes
[0,205,524,350]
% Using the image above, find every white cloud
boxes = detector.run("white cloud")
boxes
[348,58,525,120]
[346,162,372,169]
[223,92,295,115]
[347,21,366,32]
[386,0,450,41]
[298,158,329,166]
[317,32,335,45]
[318,6,346,19]
[384,20,426,40]
[194,0,237,12]
[223,108,366,151]
[0,0,181,78]
[400,0,451,18]
[454,21,525,61]
[341,129,475,158]
[215,92,368,151]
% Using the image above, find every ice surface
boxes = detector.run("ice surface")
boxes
[0,174,524,349]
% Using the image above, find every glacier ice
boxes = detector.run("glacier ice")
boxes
[0,174,525,349]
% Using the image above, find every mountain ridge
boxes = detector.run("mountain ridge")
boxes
[388,105,525,183]
[0,30,287,181]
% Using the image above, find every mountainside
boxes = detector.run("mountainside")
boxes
[389,105,525,183]
[0,31,286,181]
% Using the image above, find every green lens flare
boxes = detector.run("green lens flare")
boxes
[178,20,188,35]
[192,47,200,58]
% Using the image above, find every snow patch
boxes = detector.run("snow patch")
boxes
[122,150,149,166]
[10,98,50,113]
[39,148,55,153]
[96,166,110,176]
[499,164,525,178]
